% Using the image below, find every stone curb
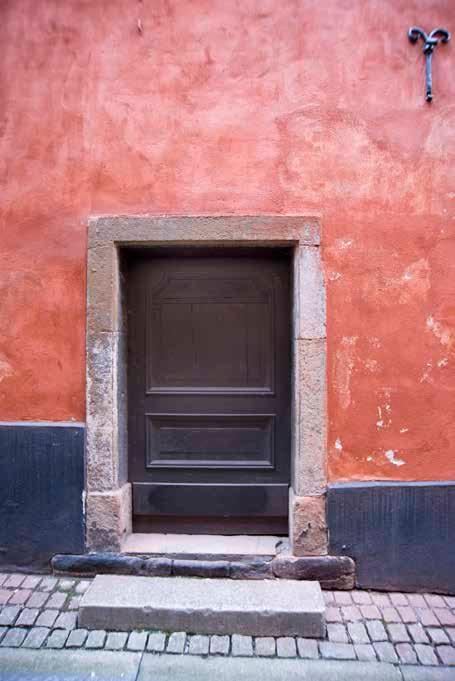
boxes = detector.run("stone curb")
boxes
[51,553,355,589]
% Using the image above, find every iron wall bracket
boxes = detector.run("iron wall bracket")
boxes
[408,27,451,102]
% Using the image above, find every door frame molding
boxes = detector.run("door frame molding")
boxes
[86,216,327,556]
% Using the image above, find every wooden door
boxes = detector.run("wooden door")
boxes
[126,248,291,534]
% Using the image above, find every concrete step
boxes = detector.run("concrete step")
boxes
[79,575,325,637]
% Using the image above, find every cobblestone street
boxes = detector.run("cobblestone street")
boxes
[0,572,454,674]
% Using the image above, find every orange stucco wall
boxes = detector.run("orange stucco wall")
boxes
[1,0,454,482]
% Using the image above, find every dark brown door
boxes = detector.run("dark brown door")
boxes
[126,248,291,534]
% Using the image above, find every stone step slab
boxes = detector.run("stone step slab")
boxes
[79,575,325,637]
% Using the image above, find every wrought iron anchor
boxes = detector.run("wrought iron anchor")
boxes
[408,27,451,102]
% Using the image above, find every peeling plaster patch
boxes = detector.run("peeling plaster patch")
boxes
[426,316,454,348]
[369,337,381,349]
[420,361,433,383]
[376,403,391,429]
[366,456,374,462]
[335,438,343,451]
[0,356,13,383]
[338,239,353,249]
[364,359,379,372]
[438,357,448,367]
[400,427,409,433]
[328,270,341,281]
[335,336,357,410]
[384,449,405,467]
[399,259,430,303]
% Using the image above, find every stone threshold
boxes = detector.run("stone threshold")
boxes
[121,533,283,560]
[51,550,355,590]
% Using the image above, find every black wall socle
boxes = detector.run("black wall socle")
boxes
[328,481,455,594]
[0,423,85,571]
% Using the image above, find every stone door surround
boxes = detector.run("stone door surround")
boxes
[86,216,327,556]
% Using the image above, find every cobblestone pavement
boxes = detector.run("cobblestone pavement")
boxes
[0,572,454,670]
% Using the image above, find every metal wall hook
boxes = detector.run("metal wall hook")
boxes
[408,27,451,102]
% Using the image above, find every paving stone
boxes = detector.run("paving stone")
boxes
[16,608,39,627]
[22,627,49,649]
[352,591,372,605]
[371,593,390,607]
[0,628,27,648]
[366,620,387,641]
[323,592,335,605]
[67,596,81,610]
[435,609,455,626]
[54,611,77,629]
[4,574,25,589]
[326,607,343,623]
[45,629,69,649]
[210,635,230,655]
[390,593,408,606]
[66,629,88,648]
[0,590,12,605]
[231,634,253,657]
[39,577,58,592]
[428,627,450,644]
[327,623,348,643]
[35,610,58,628]
[341,605,362,622]
[105,631,128,650]
[0,575,7,586]
[0,606,21,626]
[443,596,455,608]
[374,641,399,663]
[46,592,67,609]
[296,638,319,659]
[0,627,7,642]
[387,623,411,643]
[22,576,42,590]
[333,591,352,605]
[407,594,427,608]
[167,632,186,654]
[75,580,91,594]
[409,623,430,644]
[127,631,148,651]
[8,590,31,605]
[276,637,297,657]
[437,645,455,665]
[85,630,106,649]
[446,628,455,644]
[27,592,49,608]
[424,595,446,608]
[382,607,401,623]
[416,608,439,626]
[188,635,209,655]
[319,642,356,660]
[58,579,76,591]
[354,643,377,661]
[397,606,418,623]
[414,643,439,665]
[147,632,167,653]
[347,622,369,644]
[255,636,276,657]
[396,642,418,664]
[359,605,381,619]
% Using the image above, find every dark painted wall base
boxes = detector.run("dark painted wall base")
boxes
[0,423,85,571]
[328,481,455,594]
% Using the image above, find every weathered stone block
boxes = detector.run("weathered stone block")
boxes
[229,560,274,580]
[172,560,230,578]
[85,485,132,552]
[271,554,355,590]
[289,491,328,556]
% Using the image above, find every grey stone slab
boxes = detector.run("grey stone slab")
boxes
[437,645,455,665]
[276,637,297,657]
[137,654,402,681]
[297,638,319,659]
[347,622,369,644]
[414,643,439,665]
[36,610,58,628]
[319,642,356,660]
[106,631,128,650]
[54,611,77,629]
[401,667,455,681]
[210,635,230,655]
[354,644,377,661]
[16,608,39,627]
[365,620,387,641]
[409,624,430,644]
[46,629,69,649]
[22,627,50,649]
[373,642,399,663]
[66,628,88,648]
[0,648,141,680]
[127,631,148,651]
[396,643,418,664]
[428,628,450,644]
[167,631,186,654]
[188,634,210,655]
[0,628,27,648]
[147,631,167,652]
[231,634,253,657]
[255,636,276,657]
[387,623,410,643]
[79,575,325,637]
